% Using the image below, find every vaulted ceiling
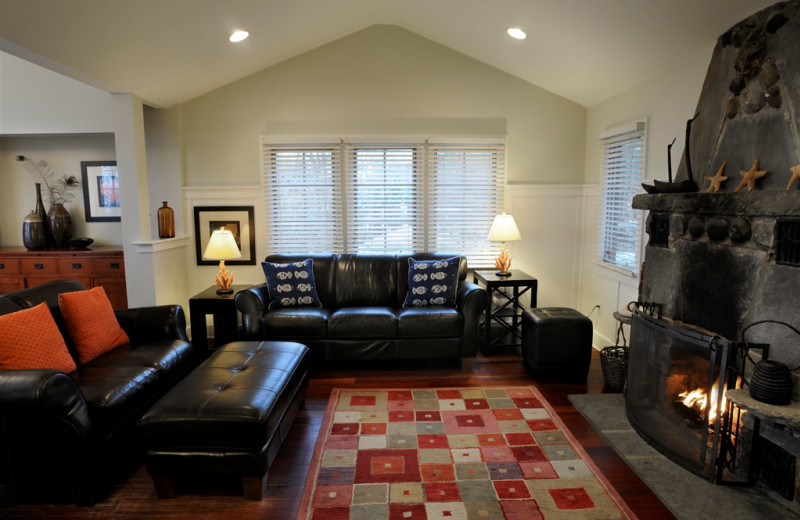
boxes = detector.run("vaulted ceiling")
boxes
[0,0,777,108]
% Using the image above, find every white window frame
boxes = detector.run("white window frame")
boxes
[262,136,506,268]
[597,120,646,277]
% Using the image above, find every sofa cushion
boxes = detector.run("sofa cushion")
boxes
[263,307,329,337]
[335,255,397,307]
[396,254,468,303]
[262,259,323,310]
[397,307,463,338]
[265,254,336,306]
[72,363,160,438]
[0,302,77,373]
[0,297,22,316]
[402,256,460,308]
[2,279,88,349]
[87,339,195,382]
[58,287,130,365]
[329,307,397,338]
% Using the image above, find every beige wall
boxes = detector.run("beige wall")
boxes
[177,24,589,294]
[1,23,714,323]
[0,134,119,247]
[180,25,586,187]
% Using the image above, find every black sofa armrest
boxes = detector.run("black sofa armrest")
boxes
[0,369,95,500]
[0,369,92,440]
[234,285,270,339]
[115,305,189,344]
[456,281,489,358]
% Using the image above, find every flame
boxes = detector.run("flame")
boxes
[678,383,727,423]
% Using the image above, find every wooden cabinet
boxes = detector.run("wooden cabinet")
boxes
[0,247,128,309]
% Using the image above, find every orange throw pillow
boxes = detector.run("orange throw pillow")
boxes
[0,302,77,373]
[58,286,130,364]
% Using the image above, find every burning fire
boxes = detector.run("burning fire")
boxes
[678,384,727,423]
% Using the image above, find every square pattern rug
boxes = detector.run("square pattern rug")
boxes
[297,387,636,520]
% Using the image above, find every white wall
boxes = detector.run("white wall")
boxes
[579,45,714,347]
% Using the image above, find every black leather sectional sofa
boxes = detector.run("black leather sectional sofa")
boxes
[234,253,488,370]
[0,280,196,504]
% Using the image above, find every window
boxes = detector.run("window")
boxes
[263,138,505,267]
[598,121,645,275]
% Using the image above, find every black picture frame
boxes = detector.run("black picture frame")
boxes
[194,205,256,265]
[81,160,121,222]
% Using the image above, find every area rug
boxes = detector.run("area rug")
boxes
[297,387,637,520]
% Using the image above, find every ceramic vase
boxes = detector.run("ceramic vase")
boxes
[33,182,52,248]
[47,203,73,248]
[22,210,47,250]
[157,201,175,238]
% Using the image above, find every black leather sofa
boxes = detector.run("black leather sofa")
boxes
[234,253,488,370]
[0,280,196,504]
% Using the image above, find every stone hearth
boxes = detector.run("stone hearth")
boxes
[633,190,800,375]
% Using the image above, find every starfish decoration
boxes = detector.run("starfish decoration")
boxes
[704,161,727,192]
[787,163,800,190]
[734,159,768,192]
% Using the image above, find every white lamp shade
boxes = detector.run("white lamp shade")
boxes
[488,213,522,242]
[203,228,242,260]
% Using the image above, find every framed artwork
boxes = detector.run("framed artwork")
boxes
[194,205,256,265]
[81,161,121,222]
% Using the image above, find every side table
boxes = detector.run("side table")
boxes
[189,285,248,354]
[472,270,538,354]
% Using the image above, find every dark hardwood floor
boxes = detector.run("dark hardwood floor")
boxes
[0,350,675,519]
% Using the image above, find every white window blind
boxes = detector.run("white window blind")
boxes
[262,138,506,267]
[264,144,344,252]
[598,122,645,275]
[345,145,422,253]
[427,143,505,267]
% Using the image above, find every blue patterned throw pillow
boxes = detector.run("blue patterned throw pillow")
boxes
[262,259,323,310]
[402,256,460,308]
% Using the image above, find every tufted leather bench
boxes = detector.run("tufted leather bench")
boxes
[137,340,309,500]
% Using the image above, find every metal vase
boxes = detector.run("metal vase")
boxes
[33,182,52,247]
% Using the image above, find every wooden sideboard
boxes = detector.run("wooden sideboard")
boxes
[0,246,128,309]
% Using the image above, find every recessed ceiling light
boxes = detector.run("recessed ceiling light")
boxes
[506,27,527,40]
[229,30,249,43]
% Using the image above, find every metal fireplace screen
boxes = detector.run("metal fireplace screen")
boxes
[626,307,741,483]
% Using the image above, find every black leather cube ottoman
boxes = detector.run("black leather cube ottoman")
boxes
[138,340,309,500]
[521,307,592,379]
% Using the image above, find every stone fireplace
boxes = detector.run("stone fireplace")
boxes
[628,0,800,512]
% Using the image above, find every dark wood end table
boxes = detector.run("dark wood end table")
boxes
[472,269,538,354]
[189,285,248,353]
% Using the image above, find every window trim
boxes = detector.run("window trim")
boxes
[261,136,506,268]
[596,120,646,277]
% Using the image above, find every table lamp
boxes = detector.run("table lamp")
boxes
[203,227,242,295]
[488,213,521,277]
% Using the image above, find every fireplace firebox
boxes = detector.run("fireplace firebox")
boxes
[626,305,745,484]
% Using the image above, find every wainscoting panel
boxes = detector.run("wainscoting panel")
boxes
[506,184,586,311]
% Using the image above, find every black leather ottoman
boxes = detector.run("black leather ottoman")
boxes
[138,340,309,500]
[521,307,592,379]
